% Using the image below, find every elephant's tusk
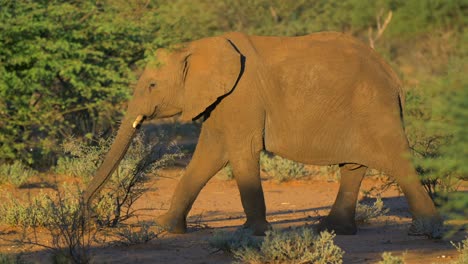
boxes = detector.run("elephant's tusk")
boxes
[132,115,144,128]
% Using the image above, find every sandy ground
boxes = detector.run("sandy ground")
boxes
[0,167,466,264]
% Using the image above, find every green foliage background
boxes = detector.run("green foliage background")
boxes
[0,1,466,216]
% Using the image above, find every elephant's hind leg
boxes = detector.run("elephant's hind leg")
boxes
[317,163,367,235]
[386,157,443,238]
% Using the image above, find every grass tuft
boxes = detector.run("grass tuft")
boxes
[0,191,54,227]
[377,252,405,264]
[209,229,260,253]
[0,253,27,264]
[114,222,162,245]
[355,198,389,224]
[260,152,308,182]
[55,133,183,227]
[233,228,343,264]
[450,236,468,264]
[0,161,36,187]
[215,164,234,181]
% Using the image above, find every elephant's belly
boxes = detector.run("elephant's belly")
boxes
[264,119,353,166]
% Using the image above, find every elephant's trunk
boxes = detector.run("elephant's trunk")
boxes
[83,114,144,205]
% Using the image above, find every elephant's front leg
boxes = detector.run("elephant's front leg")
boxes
[156,128,227,233]
[229,145,271,236]
[317,164,367,235]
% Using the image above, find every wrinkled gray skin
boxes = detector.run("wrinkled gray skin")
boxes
[84,32,442,238]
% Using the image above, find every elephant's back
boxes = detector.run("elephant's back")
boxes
[251,32,400,89]
[258,33,405,166]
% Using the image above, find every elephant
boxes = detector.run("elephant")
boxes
[83,32,442,238]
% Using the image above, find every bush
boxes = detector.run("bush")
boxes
[0,254,26,264]
[0,191,53,227]
[41,190,92,264]
[0,161,35,187]
[0,185,93,263]
[404,42,468,226]
[378,252,405,264]
[92,135,183,227]
[215,164,234,181]
[233,228,344,264]
[54,137,105,180]
[55,133,183,227]
[0,1,169,166]
[209,229,259,253]
[314,165,341,182]
[260,152,308,182]
[114,222,162,246]
[450,237,468,264]
[355,198,389,224]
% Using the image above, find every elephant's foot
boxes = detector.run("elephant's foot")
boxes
[408,216,444,239]
[242,219,272,236]
[155,213,187,234]
[316,216,357,235]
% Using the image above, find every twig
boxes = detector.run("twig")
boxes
[368,10,393,49]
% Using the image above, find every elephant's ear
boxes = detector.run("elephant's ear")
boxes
[180,37,242,121]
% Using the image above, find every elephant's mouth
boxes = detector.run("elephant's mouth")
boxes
[147,105,162,120]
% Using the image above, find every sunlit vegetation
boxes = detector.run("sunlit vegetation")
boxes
[0,0,466,261]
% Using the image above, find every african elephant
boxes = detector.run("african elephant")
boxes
[84,32,442,238]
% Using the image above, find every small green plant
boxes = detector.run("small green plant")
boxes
[55,133,183,227]
[114,222,162,245]
[0,253,26,264]
[233,228,344,264]
[0,161,35,187]
[377,252,405,264]
[319,165,341,182]
[55,137,104,180]
[4,185,94,264]
[43,190,92,264]
[450,237,468,264]
[209,229,259,253]
[215,164,234,181]
[355,198,389,224]
[260,152,308,182]
[0,191,52,227]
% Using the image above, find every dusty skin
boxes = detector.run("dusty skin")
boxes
[84,32,441,237]
[0,168,466,263]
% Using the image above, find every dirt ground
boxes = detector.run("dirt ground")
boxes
[0,166,466,264]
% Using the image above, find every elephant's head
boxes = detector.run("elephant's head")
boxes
[83,37,243,204]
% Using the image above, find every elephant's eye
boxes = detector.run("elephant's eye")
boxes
[148,82,157,91]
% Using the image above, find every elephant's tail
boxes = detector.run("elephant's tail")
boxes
[397,84,405,124]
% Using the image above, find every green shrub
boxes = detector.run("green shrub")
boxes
[0,161,35,187]
[355,198,389,224]
[55,133,183,227]
[209,229,260,253]
[114,222,162,246]
[377,252,405,264]
[43,191,92,264]
[404,46,468,227]
[307,165,341,182]
[0,184,92,263]
[215,164,234,181]
[233,228,343,264]
[54,137,105,180]
[92,135,183,227]
[0,1,168,166]
[450,237,468,264]
[260,152,308,182]
[0,254,26,264]
[0,191,53,227]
